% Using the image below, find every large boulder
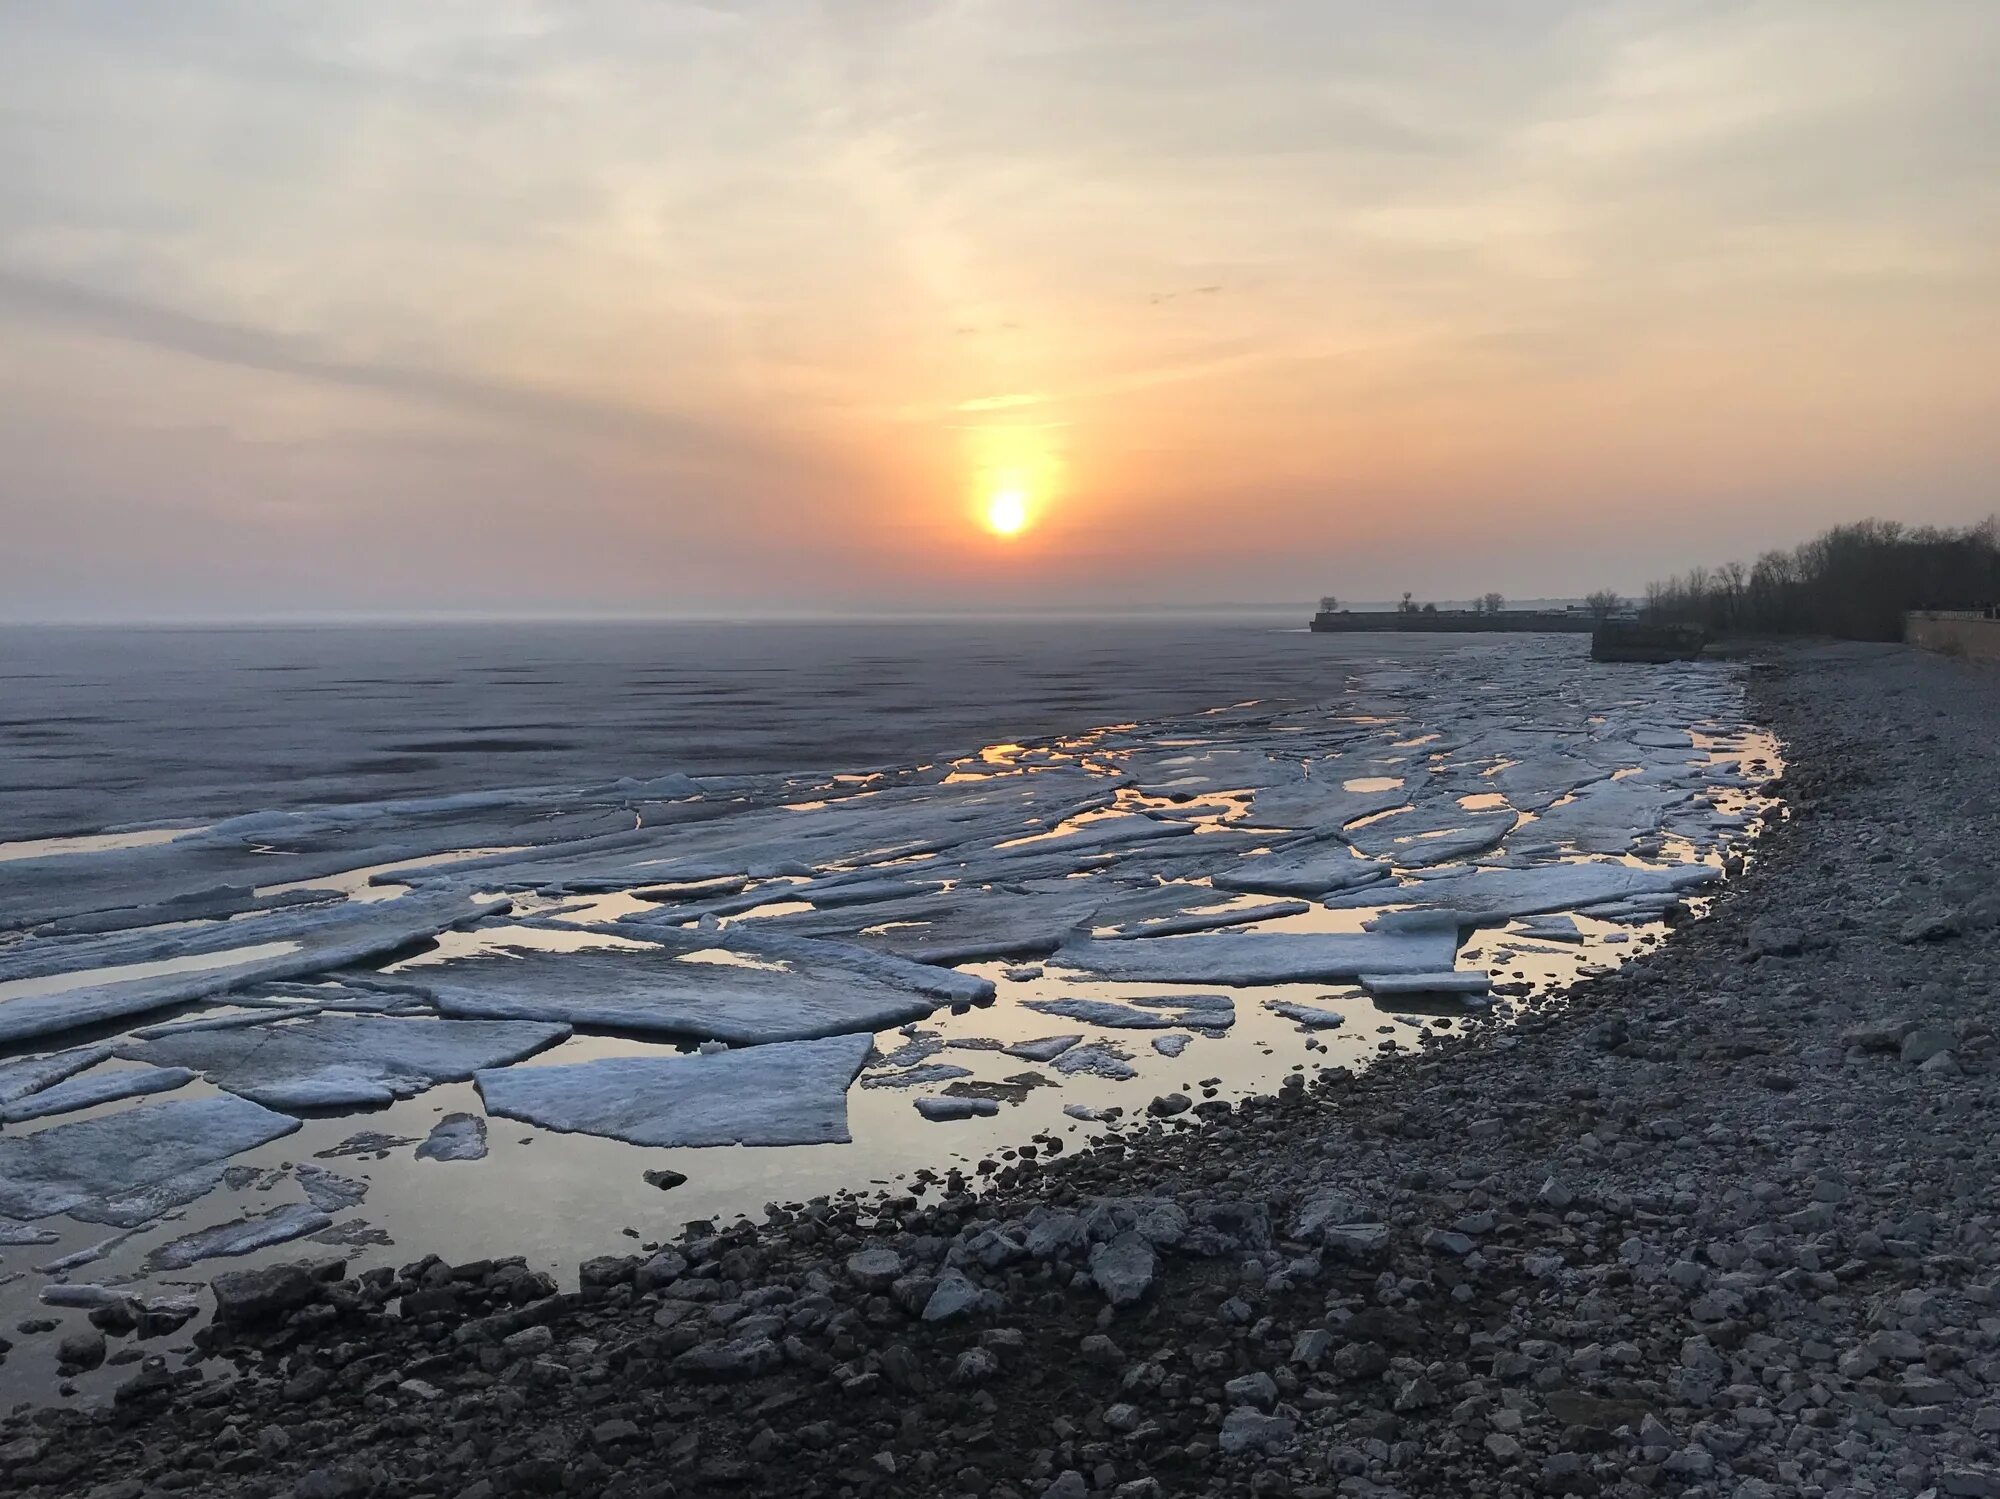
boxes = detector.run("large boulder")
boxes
[210,1261,327,1328]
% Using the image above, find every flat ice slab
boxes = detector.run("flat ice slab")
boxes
[145,1202,332,1272]
[1330,862,1718,925]
[0,888,507,1046]
[122,1016,571,1110]
[0,1063,196,1123]
[1024,995,1234,1032]
[1211,848,1389,897]
[417,1113,488,1162]
[475,1032,873,1147]
[1358,972,1490,997]
[0,1094,300,1220]
[1052,928,1458,986]
[428,940,963,1045]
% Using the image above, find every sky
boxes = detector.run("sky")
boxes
[1,1,1996,620]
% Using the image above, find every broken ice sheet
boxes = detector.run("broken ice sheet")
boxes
[119,1014,570,1110]
[0,1063,196,1123]
[747,878,1275,966]
[1209,844,1390,898]
[1334,862,1718,926]
[0,887,508,1046]
[145,1203,333,1272]
[1053,928,1458,986]
[1523,775,1692,855]
[1024,995,1234,1032]
[1053,1044,1137,1080]
[417,1113,488,1162]
[1342,807,1518,869]
[475,1033,873,1147]
[0,1094,300,1220]
[424,939,956,1045]
[1240,777,1414,832]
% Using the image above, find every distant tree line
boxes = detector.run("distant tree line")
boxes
[1641,517,2000,641]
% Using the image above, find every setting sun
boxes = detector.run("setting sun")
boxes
[983,488,1029,537]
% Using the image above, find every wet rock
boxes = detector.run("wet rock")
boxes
[56,1329,105,1370]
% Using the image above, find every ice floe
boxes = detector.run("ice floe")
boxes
[145,1203,333,1272]
[1052,929,1459,986]
[1358,972,1491,998]
[417,1114,489,1162]
[1331,862,1719,926]
[0,1063,196,1123]
[0,888,507,1046]
[425,940,956,1046]
[122,1016,570,1110]
[475,1033,873,1147]
[1024,995,1235,1032]
[0,1095,300,1220]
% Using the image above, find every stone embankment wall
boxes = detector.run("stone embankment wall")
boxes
[1905,609,2000,661]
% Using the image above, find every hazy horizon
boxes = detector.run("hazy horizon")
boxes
[4,3,1996,621]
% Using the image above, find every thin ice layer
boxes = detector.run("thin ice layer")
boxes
[145,1202,333,1272]
[475,1033,873,1147]
[0,1094,300,1221]
[1051,928,1458,986]
[121,1015,570,1110]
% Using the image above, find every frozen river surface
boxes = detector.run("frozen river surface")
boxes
[0,621,1776,1399]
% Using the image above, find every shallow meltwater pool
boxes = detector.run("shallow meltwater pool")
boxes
[0,634,1781,1405]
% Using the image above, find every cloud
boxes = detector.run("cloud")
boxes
[0,266,792,474]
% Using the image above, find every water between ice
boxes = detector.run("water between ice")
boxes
[0,624,1779,1403]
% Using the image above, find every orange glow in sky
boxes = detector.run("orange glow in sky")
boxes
[0,4,1995,618]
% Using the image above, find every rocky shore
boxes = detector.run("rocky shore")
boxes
[4,641,1997,1499]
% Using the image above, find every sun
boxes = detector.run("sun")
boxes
[983,488,1029,537]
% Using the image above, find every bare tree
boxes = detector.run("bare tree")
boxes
[1480,592,1505,616]
[1641,516,2000,641]
[1585,589,1624,621]
[1398,591,1416,614]
[1318,595,1340,613]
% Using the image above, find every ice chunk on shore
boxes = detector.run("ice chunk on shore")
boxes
[417,1113,488,1162]
[1331,862,1718,926]
[1358,971,1490,998]
[0,1095,300,1220]
[1266,1001,1346,1030]
[475,1033,872,1147]
[426,941,954,1046]
[1053,928,1457,986]
[122,1016,570,1110]
[0,1063,196,1123]
[145,1203,333,1272]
